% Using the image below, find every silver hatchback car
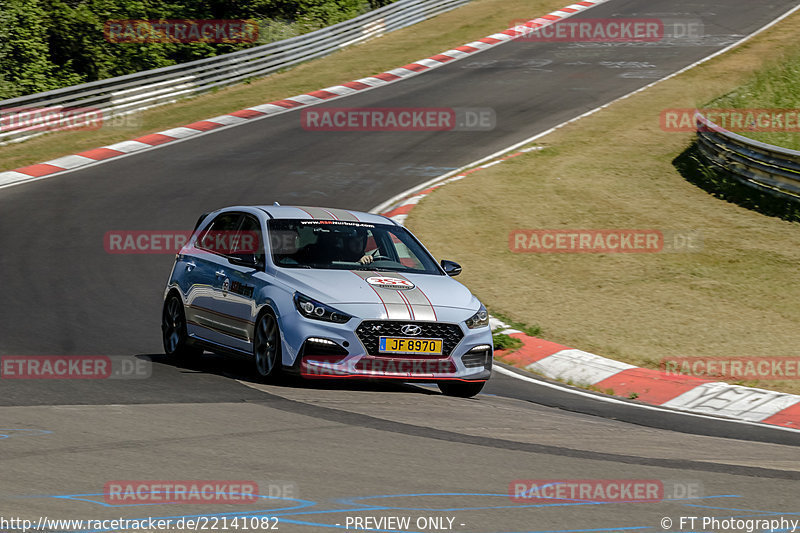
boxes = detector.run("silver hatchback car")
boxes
[162,205,493,397]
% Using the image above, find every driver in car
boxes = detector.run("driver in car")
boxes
[343,228,375,265]
[293,228,376,265]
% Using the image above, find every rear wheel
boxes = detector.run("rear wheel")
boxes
[162,294,202,360]
[254,311,282,380]
[438,380,485,398]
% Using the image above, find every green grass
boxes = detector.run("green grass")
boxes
[489,310,543,337]
[709,42,800,149]
[492,333,522,352]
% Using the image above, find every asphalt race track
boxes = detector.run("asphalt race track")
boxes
[0,360,799,532]
[1,0,799,531]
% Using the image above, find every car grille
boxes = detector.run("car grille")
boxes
[356,321,464,357]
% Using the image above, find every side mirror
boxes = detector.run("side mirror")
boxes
[440,259,462,276]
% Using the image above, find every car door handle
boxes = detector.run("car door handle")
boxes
[185,261,196,272]
[215,270,226,278]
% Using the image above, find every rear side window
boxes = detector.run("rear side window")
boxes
[196,212,243,255]
[233,215,265,263]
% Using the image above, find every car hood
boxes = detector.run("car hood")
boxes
[273,268,478,313]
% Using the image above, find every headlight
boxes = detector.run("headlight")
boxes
[465,304,489,329]
[294,293,352,324]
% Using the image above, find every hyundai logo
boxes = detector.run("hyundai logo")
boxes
[400,324,422,336]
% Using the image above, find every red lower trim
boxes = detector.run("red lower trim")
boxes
[187,304,255,325]
[301,372,486,382]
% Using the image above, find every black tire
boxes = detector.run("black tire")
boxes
[161,294,202,360]
[438,380,486,398]
[253,311,282,381]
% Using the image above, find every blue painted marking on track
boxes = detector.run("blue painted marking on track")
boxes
[491,528,651,533]
[0,428,52,439]
[33,490,796,533]
[680,503,800,515]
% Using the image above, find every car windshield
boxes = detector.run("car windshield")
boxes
[268,219,441,274]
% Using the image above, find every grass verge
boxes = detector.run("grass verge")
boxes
[490,310,543,337]
[0,0,570,172]
[492,333,523,352]
[709,41,800,150]
[407,11,800,394]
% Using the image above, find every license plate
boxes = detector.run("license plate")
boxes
[378,337,443,355]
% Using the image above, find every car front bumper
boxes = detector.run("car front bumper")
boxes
[299,353,492,382]
[279,307,493,381]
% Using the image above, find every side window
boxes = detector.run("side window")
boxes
[196,213,243,255]
[364,230,379,256]
[233,215,265,263]
[390,233,423,269]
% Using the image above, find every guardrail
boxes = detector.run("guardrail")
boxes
[0,0,470,144]
[695,111,800,201]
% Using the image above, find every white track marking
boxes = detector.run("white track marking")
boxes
[494,365,800,433]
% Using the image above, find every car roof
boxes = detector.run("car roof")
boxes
[247,205,397,226]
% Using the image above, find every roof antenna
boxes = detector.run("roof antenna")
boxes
[273,201,281,206]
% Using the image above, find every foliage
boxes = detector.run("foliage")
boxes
[0,0,382,99]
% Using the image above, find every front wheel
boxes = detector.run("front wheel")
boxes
[438,380,486,398]
[254,311,282,381]
[162,294,202,360]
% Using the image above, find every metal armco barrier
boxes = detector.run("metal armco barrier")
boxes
[695,111,800,201]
